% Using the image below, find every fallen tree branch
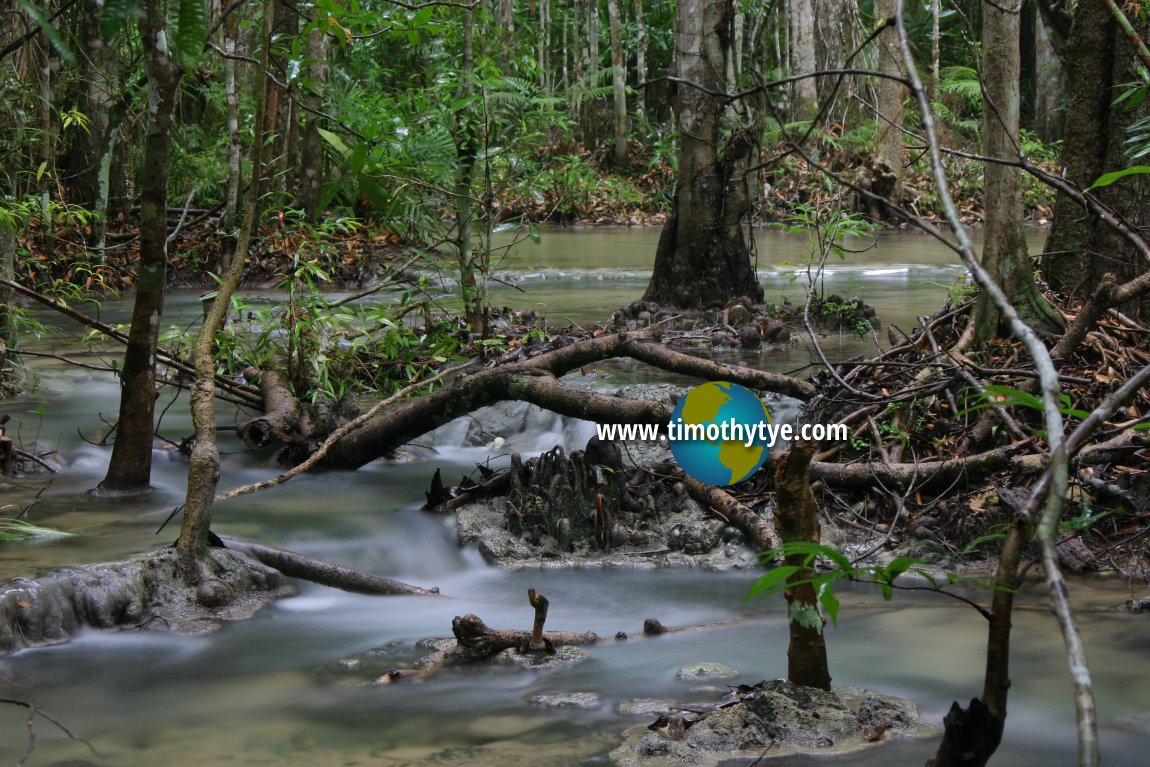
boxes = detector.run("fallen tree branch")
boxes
[214,361,477,505]
[684,477,782,552]
[237,367,304,448]
[222,538,440,596]
[321,331,814,470]
[0,276,262,408]
[808,440,1034,489]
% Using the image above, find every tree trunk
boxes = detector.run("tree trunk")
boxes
[1032,1,1064,142]
[454,8,483,334]
[874,0,905,208]
[224,8,242,235]
[99,0,180,495]
[814,0,854,122]
[0,223,13,346]
[1042,1,1150,318]
[788,0,818,121]
[298,13,328,220]
[177,0,273,595]
[642,0,763,309]
[973,0,1063,340]
[634,0,647,116]
[68,1,113,216]
[269,0,298,196]
[774,437,831,691]
[607,0,628,166]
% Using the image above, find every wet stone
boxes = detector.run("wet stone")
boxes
[496,645,590,670]
[527,691,601,709]
[615,699,676,717]
[675,662,739,681]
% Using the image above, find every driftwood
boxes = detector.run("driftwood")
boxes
[237,368,304,448]
[222,538,440,596]
[412,613,600,676]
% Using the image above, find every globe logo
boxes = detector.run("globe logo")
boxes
[668,382,774,486]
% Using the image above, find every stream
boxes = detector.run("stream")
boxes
[2,228,1148,766]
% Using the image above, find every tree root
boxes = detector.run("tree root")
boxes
[221,538,440,596]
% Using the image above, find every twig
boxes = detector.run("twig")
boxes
[0,697,100,767]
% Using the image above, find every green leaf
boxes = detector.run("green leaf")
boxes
[781,541,853,572]
[175,0,209,71]
[18,1,75,64]
[961,531,1008,555]
[318,128,350,157]
[817,582,840,627]
[1086,165,1150,191]
[885,556,920,580]
[745,565,799,600]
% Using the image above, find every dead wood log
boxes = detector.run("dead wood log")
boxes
[320,331,815,470]
[222,538,440,596]
[413,613,600,676]
[684,477,782,553]
[237,368,304,448]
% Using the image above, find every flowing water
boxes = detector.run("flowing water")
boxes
[2,229,1148,766]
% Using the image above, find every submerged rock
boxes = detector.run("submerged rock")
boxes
[675,662,740,681]
[610,680,938,766]
[527,691,601,709]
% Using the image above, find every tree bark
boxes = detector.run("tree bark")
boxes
[66,1,112,212]
[974,0,1063,340]
[642,0,763,308]
[453,8,484,334]
[223,7,242,236]
[237,368,304,449]
[774,437,832,691]
[99,0,180,495]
